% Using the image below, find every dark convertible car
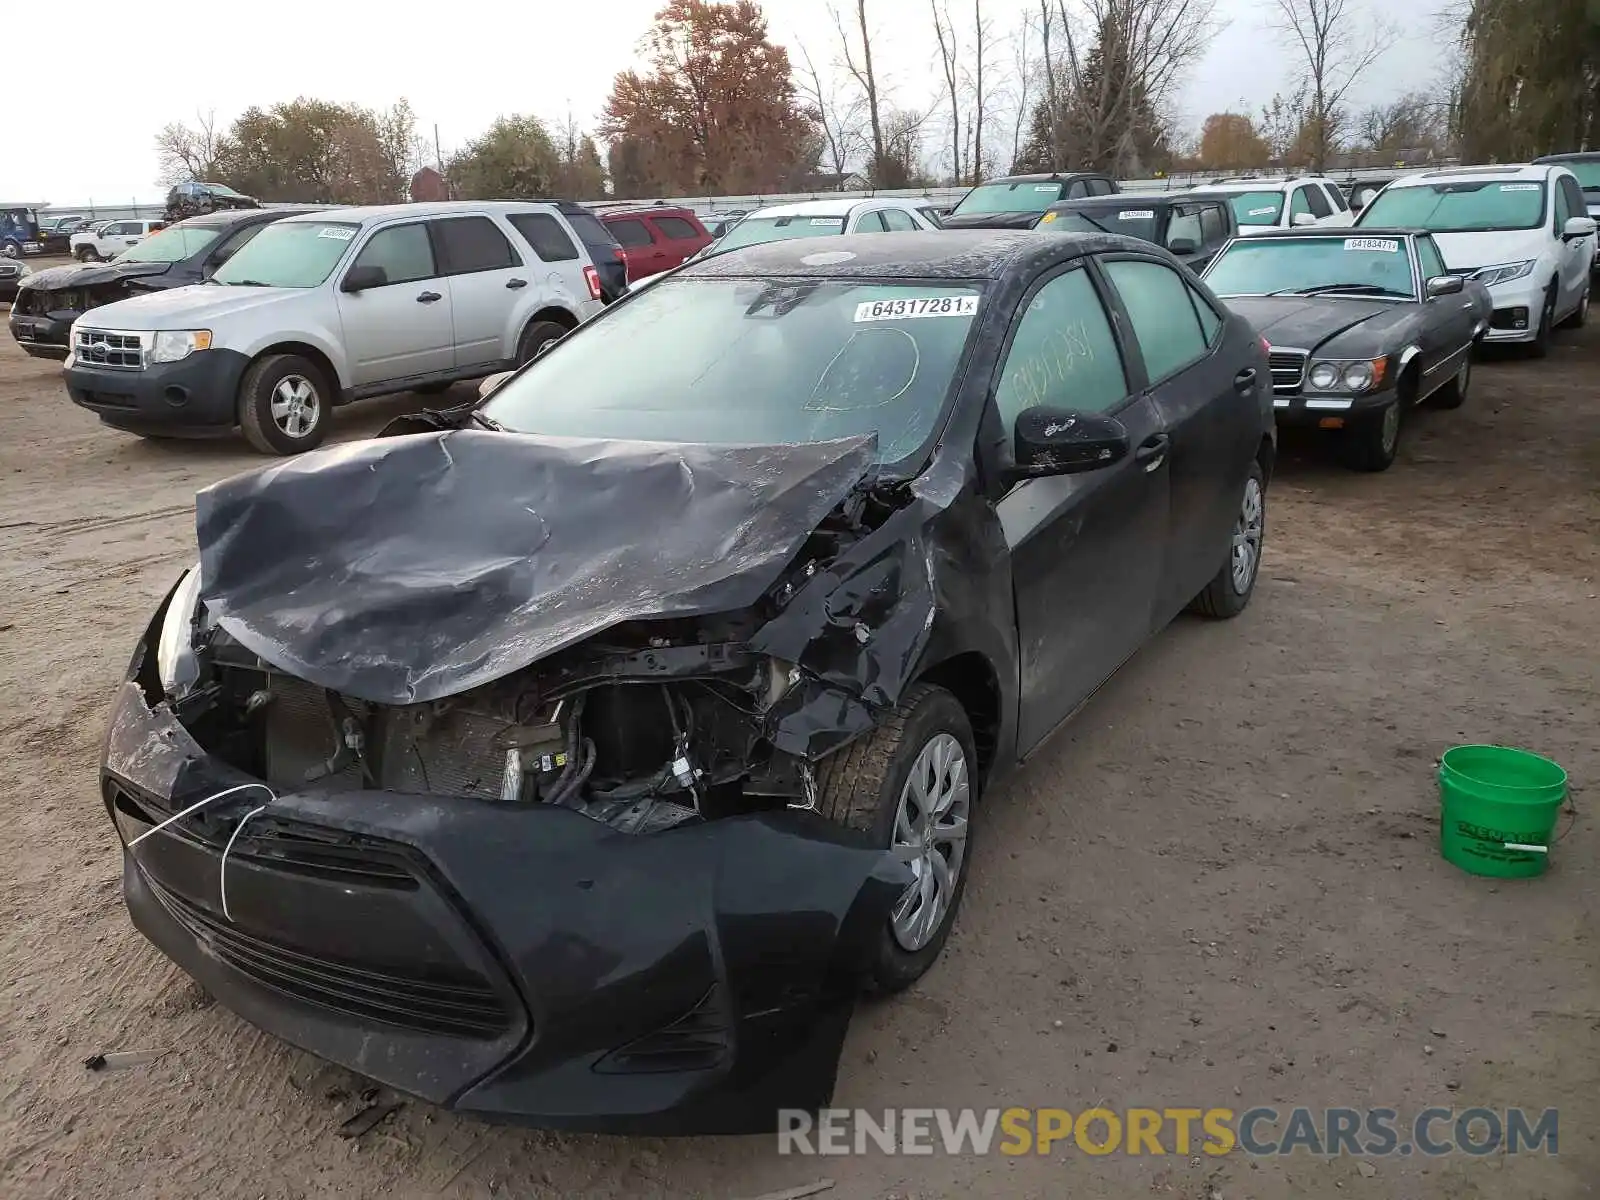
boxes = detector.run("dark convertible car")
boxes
[8,209,304,359]
[101,230,1274,1133]
[1202,228,1491,471]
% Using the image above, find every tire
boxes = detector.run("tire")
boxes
[1341,398,1403,472]
[515,319,570,366]
[1527,285,1557,358]
[1188,462,1266,618]
[75,246,99,263]
[238,354,332,456]
[1558,284,1589,330]
[1428,354,1471,410]
[815,684,976,994]
[1,240,20,259]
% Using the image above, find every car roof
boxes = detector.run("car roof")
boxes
[599,205,698,219]
[741,198,918,219]
[1533,151,1600,164]
[681,228,1132,281]
[975,172,1108,184]
[276,200,569,226]
[1044,194,1185,210]
[1400,164,1553,185]
[177,208,304,231]
[1241,227,1427,239]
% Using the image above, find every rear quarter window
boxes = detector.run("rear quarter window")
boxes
[508,212,580,262]
[651,215,703,240]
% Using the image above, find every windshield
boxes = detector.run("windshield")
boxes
[212,221,358,287]
[1044,205,1159,242]
[1215,191,1285,226]
[1360,181,1547,232]
[118,224,222,264]
[481,278,982,465]
[952,181,1064,215]
[1205,236,1417,298]
[1562,161,1600,191]
[205,183,247,198]
[713,215,848,252]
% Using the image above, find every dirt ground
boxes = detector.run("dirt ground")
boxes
[0,318,1596,1200]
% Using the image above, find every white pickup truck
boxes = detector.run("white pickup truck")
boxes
[71,219,163,262]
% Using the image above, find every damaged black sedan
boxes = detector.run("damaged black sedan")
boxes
[102,230,1275,1134]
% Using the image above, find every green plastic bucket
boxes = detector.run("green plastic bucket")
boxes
[1439,745,1567,878]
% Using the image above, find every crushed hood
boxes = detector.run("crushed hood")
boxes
[195,430,878,705]
[1223,296,1394,350]
[21,259,172,291]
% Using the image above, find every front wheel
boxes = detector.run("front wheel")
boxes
[238,354,332,455]
[1188,462,1266,618]
[75,246,99,263]
[1528,285,1557,358]
[1558,284,1589,330]
[1,240,20,259]
[1341,400,1402,472]
[1428,355,1471,410]
[815,684,976,994]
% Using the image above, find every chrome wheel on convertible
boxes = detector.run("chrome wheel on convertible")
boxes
[889,732,971,953]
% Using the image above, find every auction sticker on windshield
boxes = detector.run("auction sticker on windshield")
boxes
[810,218,844,226]
[317,227,357,240]
[1248,207,1277,217]
[1119,210,1155,220]
[854,296,979,321]
[1345,237,1400,252]
[1499,184,1540,191]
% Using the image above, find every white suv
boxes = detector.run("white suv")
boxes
[62,202,607,454]
[72,219,163,262]
[1355,164,1597,353]
[1187,176,1357,236]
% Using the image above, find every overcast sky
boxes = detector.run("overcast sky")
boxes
[12,0,1440,205]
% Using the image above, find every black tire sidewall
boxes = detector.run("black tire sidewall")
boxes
[516,320,569,366]
[863,688,977,993]
[242,356,331,455]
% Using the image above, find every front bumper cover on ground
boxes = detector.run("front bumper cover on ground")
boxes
[104,678,912,1134]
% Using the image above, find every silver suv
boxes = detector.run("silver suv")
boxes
[62,201,607,454]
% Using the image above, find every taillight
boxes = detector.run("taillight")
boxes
[613,247,626,262]
[583,264,603,301]
[1260,335,1271,353]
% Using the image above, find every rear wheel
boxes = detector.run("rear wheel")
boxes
[239,354,332,456]
[515,319,570,366]
[1,240,20,259]
[75,246,99,263]
[1188,463,1266,618]
[815,684,976,994]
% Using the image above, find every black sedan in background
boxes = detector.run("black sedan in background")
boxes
[101,230,1273,1134]
[1202,228,1491,471]
[1038,193,1239,273]
[8,208,309,358]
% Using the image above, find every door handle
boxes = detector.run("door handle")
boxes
[416,291,442,303]
[1233,367,1257,392]
[506,278,527,289]
[1134,433,1170,473]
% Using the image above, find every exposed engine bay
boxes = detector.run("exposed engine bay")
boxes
[179,615,820,835]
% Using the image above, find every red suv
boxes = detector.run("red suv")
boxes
[598,206,713,282]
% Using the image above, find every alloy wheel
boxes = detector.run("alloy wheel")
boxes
[1231,475,1265,594]
[890,733,971,952]
[270,375,321,439]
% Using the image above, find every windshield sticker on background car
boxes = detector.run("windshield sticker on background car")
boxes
[1248,207,1278,217]
[1034,185,1058,192]
[809,218,845,226]
[1345,237,1401,252]
[317,227,357,240]
[1498,184,1540,192]
[853,295,979,321]
[1119,210,1155,220]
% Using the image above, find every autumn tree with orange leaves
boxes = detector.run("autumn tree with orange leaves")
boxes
[601,0,821,197]
[1198,112,1270,169]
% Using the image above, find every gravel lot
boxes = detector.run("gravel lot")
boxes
[1,319,1596,1200]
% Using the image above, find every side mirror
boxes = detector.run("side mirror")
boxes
[1292,212,1318,227]
[1009,407,1128,482]
[1426,274,1466,297]
[478,371,513,399]
[1562,216,1597,240]
[341,264,387,293]
[1167,237,1199,256]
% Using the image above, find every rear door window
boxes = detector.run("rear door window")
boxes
[1200,204,1228,244]
[1102,258,1209,381]
[508,212,579,262]
[651,215,701,241]
[434,216,519,275]
[856,210,892,232]
[608,218,654,248]
[882,207,919,231]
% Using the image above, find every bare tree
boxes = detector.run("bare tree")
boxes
[153,110,227,187]
[1266,0,1390,172]
[832,1,886,175]
[970,0,990,181]
[930,1,963,180]
[796,40,866,181]
[1007,9,1037,170]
